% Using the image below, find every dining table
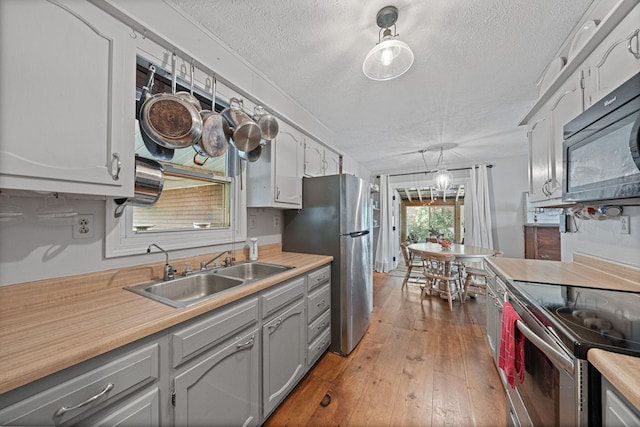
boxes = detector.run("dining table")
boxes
[406,242,496,263]
[407,242,496,301]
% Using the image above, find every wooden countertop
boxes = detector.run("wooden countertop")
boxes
[486,254,640,291]
[0,251,332,395]
[486,253,640,412]
[589,349,640,411]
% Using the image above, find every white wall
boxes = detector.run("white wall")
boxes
[489,155,529,258]
[0,196,285,286]
[562,206,640,267]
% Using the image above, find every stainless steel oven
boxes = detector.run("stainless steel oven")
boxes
[503,280,640,427]
[505,287,588,426]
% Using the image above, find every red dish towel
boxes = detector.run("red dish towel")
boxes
[498,302,525,388]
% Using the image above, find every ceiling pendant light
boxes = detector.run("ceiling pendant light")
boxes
[362,5,414,81]
[434,147,453,192]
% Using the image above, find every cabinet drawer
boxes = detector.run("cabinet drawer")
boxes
[0,343,159,426]
[308,309,330,343]
[307,283,331,322]
[261,276,305,319]
[172,297,258,367]
[307,265,331,292]
[308,328,331,367]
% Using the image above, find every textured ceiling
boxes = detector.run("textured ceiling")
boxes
[169,0,593,175]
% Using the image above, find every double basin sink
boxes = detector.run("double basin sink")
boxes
[126,262,293,308]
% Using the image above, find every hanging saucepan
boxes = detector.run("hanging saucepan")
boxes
[114,156,164,218]
[221,98,262,153]
[176,62,202,112]
[193,76,232,162]
[139,53,203,149]
[238,145,262,162]
[253,106,279,141]
[138,65,174,160]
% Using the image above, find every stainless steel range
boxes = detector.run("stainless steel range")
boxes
[503,280,640,427]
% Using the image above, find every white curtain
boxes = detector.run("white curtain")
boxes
[375,174,393,272]
[464,164,494,249]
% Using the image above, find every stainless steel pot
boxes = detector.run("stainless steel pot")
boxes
[138,65,174,160]
[221,98,262,153]
[253,106,279,140]
[193,77,231,159]
[114,156,164,218]
[139,54,203,149]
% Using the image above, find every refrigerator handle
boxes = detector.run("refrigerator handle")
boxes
[340,230,370,238]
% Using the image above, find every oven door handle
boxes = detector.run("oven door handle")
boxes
[515,319,574,374]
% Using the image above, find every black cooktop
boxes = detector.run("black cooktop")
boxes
[508,280,640,359]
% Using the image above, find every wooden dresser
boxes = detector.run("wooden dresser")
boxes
[524,225,560,261]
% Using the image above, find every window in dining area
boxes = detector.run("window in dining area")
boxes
[399,184,464,243]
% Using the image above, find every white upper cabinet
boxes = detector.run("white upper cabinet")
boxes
[304,137,340,177]
[527,109,551,202]
[304,138,325,177]
[584,3,640,106]
[246,121,303,208]
[523,1,638,206]
[0,0,135,197]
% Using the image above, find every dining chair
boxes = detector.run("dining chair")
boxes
[400,242,426,289]
[462,250,504,302]
[426,237,438,243]
[421,253,460,311]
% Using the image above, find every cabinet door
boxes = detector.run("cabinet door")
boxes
[0,0,135,197]
[527,110,551,202]
[274,124,302,205]
[304,138,325,177]
[548,72,584,198]
[324,150,341,175]
[173,329,260,427]
[586,4,640,107]
[262,300,306,419]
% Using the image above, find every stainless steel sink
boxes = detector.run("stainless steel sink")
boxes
[126,262,293,308]
[126,273,245,308]
[213,262,293,280]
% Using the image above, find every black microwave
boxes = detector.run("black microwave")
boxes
[563,72,640,204]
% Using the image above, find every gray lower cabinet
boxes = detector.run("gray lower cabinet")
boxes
[306,265,331,368]
[172,328,260,427]
[0,335,167,426]
[0,263,332,427]
[262,299,306,419]
[602,377,640,426]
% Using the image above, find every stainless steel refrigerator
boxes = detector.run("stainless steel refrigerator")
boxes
[283,174,373,355]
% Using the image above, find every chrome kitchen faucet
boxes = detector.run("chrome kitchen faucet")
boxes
[201,250,232,270]
[147,244,174,281]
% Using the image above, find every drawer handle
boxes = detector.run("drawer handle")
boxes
[317,321,327,331]
[316,299,326,308]
[268,318,282,330]
[236,334,255,349]
[540,255,550,259]
[54,383,114,417]
[316,339,327,350]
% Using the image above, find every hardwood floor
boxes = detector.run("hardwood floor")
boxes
[263,271,507,427]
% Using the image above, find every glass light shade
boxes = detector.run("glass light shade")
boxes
[363,38,414,81]
[435,168,453,191]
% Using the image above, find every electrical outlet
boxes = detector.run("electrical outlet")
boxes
[620,215,630,234]
[249,215,257,229]
[273,215,279,228]
[73,214,94,239]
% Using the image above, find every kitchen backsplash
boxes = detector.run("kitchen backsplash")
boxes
[0,196,283,286]
[562,206,640,267]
